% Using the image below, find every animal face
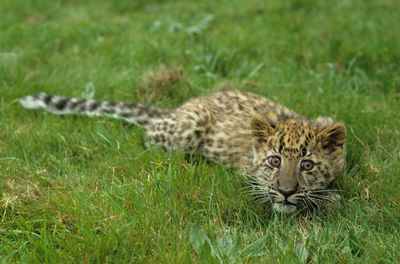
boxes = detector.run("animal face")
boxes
[250,116,346,214]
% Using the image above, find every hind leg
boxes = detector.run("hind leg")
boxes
[146,104,214,152]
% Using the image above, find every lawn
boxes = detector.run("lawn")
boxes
[1,0,399,263]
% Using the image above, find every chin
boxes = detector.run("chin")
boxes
[273,203,298,214]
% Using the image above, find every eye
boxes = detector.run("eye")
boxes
[267,156,281,168]
[300,160,315,171]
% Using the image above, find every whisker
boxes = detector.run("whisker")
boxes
[246,192,268,196]
[308,194,334,203]
[244,186,267,192]
[243,181,260,187]
[254,196,270,204]
[244,188,268,194]
[298,199,308,209]
[241,173,262,183]
[241,184,256,189]
[307,197,322,210]
[305,198,314,209]
[241,185,268,193]
[251,193,269,201]
[300,198,310,209]
[248,193,269,200]
[310,189,343,194]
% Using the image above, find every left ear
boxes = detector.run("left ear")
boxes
[317,123,346,153]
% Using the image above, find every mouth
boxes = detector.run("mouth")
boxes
[272,202,298,214]
[282,200,297,206]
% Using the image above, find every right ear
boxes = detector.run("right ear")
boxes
[317,122,346,153]
[250,114,275,144]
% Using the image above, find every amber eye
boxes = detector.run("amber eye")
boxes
[300,160,315,171]
[267,156,281,168]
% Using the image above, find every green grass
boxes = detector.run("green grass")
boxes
[1,0,400,262]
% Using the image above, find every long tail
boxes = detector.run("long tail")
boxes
[19,93,171,126]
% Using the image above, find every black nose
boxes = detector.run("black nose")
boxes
[277,181,299,199]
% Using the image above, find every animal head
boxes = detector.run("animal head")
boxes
[249,114,346,214]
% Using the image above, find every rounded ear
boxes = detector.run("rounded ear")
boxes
[318,122,346,152]
[250,114,275,144]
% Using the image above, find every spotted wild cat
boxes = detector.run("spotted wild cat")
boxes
[20,90,346,214]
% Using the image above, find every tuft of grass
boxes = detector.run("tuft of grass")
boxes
[1,0,399,263]
[136,64,186,106]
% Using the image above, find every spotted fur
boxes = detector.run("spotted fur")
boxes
[20,91,346,214]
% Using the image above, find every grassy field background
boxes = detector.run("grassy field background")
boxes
[1,0,400,262]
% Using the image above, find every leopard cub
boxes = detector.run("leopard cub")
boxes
[20,90,346,214]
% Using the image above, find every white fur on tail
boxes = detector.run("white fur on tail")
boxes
[19,94,48,110]
[19,93,170,126]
